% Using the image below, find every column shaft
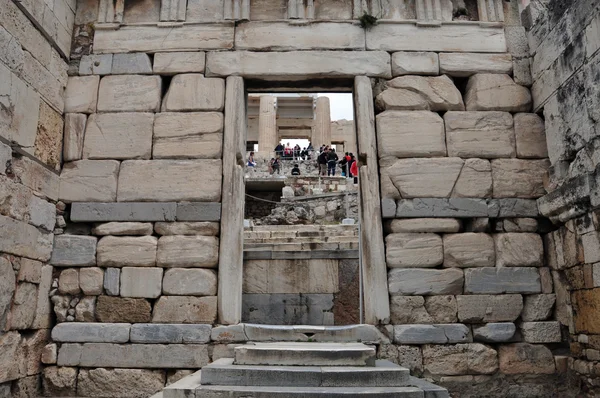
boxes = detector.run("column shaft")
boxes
[314,97,332,148]
[258,96,278,153]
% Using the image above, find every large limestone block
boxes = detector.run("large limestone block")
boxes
[154,222,220,236]
[111,53,153,75]
[162,75,224,112]
[385,218,461,233]
[464,267,541,294]
[58,269,80,295]
[465,74,532,112]
[31,265,53,328]
[457,294,523,323]
[394,324,471,345]
[522,294,556,322]
[0,215,53,261]
[93,24,234,53]
[79,268,104,295]
[83,113,154,160]
[51,323,131,343]
[63,114,87,162]
[50,235,97,267]
[153,112,223,159]
[162,268,217,296]
[117,160,222,202]
[423,344,498,375]
[6,282,37,329]
[443,233,495,268]
[392,52,439,76]
[130,324,211,344]
[64,76,99,114]
[77,368,165,398]
[243,259,338,294]
[514,113,548,159]
[43,366,78,396]
[390,296,434,324]
[376,75,464,111]
[153,52,206,75]
[59,160,119,203]
[376,111,446,158]
[439,53,513,77]
[92,222,154,236]
[381,158,464,199]
[521,321,562,343]
[97,236,158,267]
[491,159,549,198]
[235,22,365,50]
[385,233,443,268]
[205,51,392,79]
[156,236,219,268]
[452,158,492,197]
[96,296,152,323]
[494,233,543,267]
[152,296,217,323]
[444,111,515,159]
[120,267,163,298]
[388,268,464,296]
[499,343,555,374]
[97,75,162,112]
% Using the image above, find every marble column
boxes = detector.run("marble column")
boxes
[258,95,278,153]
[313,97,331,148]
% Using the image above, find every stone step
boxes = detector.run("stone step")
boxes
[234,342,376,367]
[244,230,359,239]
[244,242,360,251]
[244,236,359,244]
[201,358,410,387]
[194,385,426,397]
[247,225,358,232]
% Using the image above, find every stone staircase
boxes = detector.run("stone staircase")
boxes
[160,342,449,397]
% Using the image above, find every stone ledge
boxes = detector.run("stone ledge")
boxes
[176,202,222,221]
[243,250,359,260]
[393,324,472,344]
[387,198,539,219]
[70,202,222,222]
[537,173,594,223]
[51,323,130,343]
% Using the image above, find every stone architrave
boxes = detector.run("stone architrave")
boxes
[258,96,278,152]
[313,97,332,147]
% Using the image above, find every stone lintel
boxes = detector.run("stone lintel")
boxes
[70,202,178,222]
[392,198,539,218]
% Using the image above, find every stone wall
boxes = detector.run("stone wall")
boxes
[0,0,75,396]
[525,0,600,395]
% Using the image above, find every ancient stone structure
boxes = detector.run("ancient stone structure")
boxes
[0,0,599,396]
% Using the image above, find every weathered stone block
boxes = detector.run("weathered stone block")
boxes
[157,236,219,268]
[422,344,498,375]
[152,296,217,324]
[64,76,99,114]
[42,367,77,397]
[424,296,458,323]
[522,294,556,323]
[161,74,224,112]
[97,236,158,267]
[390,296,434,324]
[153,112,223,159]
[395,198,490,218]
[97,75,162,112]
[154,222,220,236]
[6,282,37,329]
[211,324,247,343]
[376,75,464,111]
[0,215,53,261]
[473,323,516,343]
[58,269,80,295]
[385,218,461,233]
[79,54,113,75]
[394,324,471,344]
[130,324,212,344]
[521,321,562,343]
[176,202,222,221]
[120,267,163,298]
[111,53,153,75]
[153,52,206,75]
[491,159,549,198]
[439,53,512,77]
[51,323,130,343]
[50,235,97,267]
[103,268,120,296]
[83,113,154,160]
[92,222,154,236]
[514,113,548,159]
[77,368,165,398]
[17,258,42,284]
[386,233,443,268]
[464,268,541,294]
[465,74,532,112]
[452,158,492,198]
[499,343,555,374]
[63,113,87,162]
[31,265,53,328]
[117,160,222,202]
[75,297,97,322]
[41,344,57,365]
[494,233,544,267]
[71,202,177,222]
[392,52,439,76]
[96,296,152,323]
[444,111,515,159]
[443,233,495,268]
[388,268,464,296]
[376,111,446,158]
[59,160,120,203]
[503,218,538,232]
[162,268,217,296]
[457,294,523,323]
[79,268,104,295]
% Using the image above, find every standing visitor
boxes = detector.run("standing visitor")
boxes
[274,143,284,158]
[247,151,257,167]
[327,148,338,176]
[318,148,328,176]
[350,157,358,184]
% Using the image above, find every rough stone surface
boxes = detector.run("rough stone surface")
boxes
[391,296,457,324]
[162,268,217,296]
[41,344,58,365]
[154,222,220,236]
[42,367,77,397]
[394,324,471,344]
[157,236,219,268]
[96,296,152,323]
[58,269,80,295]
[457,294,523,323]
[464,268,541,294]
[385,218,461,233]
[444,111,515,159]
[162,74,224,112]
[59,160,120,203]
[63,113,87,162]
[465,74,532,112]
[491,159,549,198]
[386,233,443,268]
[152,296,217,323]
[522,294,556,322]
[0,215,53,261]
[17,258,42,284]
[153,112,223,159]
[7,282,37,329]
[64,76,99,114]
[424,296,458,323]
[443,233,495,268]
[32,265,53,328]
[439,53,513,77]
[452,158,493,198]
[494,233,544,267]
[514,113,548,159]
[388,268,464,296]
[77,368,165,398]
[92,222,154,236]
[130,324,211,344]
[376,75,464,111]
[51,323,130,343]
[97,75,162,112]
[473,323,516,343]
[376,111,446,158]
[79,54,112,75]
[79,268,104,295]
[71,202,177,222]
[120,267,163,298]
[97,236,158,267]
[521,322,562,343]
[503,218,538,232]
[499,343,556,374]
[75,297,97,322]
[103,268,120,296]
[153,52,206,75]
[392,52,439,76]
[111,53,153,75]
[422,344,498,375]
[50,235,97,267]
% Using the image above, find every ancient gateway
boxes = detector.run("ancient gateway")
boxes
[1,0,599,396]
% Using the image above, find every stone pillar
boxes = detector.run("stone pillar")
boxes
[354,76,390,325]
[258,95,278,153]
[160,0,187,21]
[218,76,246,325]
[313,97,331,148]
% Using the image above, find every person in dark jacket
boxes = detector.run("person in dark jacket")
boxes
[291,164,301,176]
[274,143,284,158]
[327,148,339,176]
[317,149,328,176]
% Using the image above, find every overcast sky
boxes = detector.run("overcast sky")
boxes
[319,93,354,121]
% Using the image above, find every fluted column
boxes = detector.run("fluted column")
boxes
[258,96,278,153]
[313,97,332,148]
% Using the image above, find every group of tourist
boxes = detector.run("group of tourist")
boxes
[274,143,314,160]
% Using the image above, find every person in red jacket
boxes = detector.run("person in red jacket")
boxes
[350,156,358,184]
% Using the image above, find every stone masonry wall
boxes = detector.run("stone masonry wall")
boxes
[525,0,600,395]
[0,0,75,396]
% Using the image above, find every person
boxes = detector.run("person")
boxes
[327,148,338,176]
[350,156,358,184]
[284,143,293,160]
[247,151,256,167]
[300,147,308,160]
[317,148,328,176]
[294,144,301,159]
[347,153,355,178]
[291,164,301,176]
[274,143,284,158]
[272,157,281,174]
[339,155,348,177]
[268,158,275,174]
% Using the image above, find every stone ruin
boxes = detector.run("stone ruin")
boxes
[0,0,600,396]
